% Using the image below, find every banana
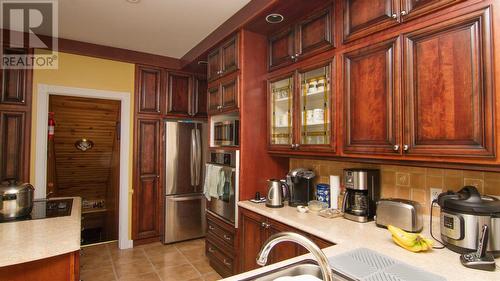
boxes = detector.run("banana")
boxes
[387,225,434,252]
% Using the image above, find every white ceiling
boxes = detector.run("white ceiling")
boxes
[57,0,251,59]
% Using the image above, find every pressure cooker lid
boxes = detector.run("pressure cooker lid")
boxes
[0,179,34,194]
[437,186,500,215]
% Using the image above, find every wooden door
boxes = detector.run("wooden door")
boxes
[136,66,163,114]
[343,0,400,42]
[167,72,192,116]
[403,8,494,158]
[240,209,268,272]
[193,78,208,117]
[297,8,333,58]
[207,48,221,82]
[133,118,162,239]
[343,38,401,155]
[269,28,296,70]
[0,111,27,181]
[221,36,239,76]
[207,85,221,115]
[401,0,466,22]
[266,219,302,264]
[220,76,238,111]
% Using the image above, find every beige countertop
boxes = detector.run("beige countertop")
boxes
[0,197,82,267]
[228,201,500,281]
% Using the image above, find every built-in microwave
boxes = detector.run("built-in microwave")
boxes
[213,120,239,146]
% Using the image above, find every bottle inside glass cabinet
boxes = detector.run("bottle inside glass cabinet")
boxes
[300,66,330,145]
[270,76,293,145]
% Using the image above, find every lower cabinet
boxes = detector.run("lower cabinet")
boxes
[239,208,334,272]
[0,251,80,281]
[206,211,237,277]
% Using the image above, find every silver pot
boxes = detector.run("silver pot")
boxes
[0,179,34,220]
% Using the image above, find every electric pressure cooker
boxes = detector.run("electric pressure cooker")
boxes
[437,186,500,256]
[0,179,34,221]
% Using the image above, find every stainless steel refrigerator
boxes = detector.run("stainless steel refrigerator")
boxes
[163,119,207,244]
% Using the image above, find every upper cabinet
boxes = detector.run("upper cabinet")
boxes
[207,74,239,115]
[342,7,494,159]
[193,77,208,117]
[207,35,239,82]
[268,61,334,153]
[343,0,466,42]
[1,49,31,106]
[167,72,192,115]
[269,7,334,70]
[136,65,163,115]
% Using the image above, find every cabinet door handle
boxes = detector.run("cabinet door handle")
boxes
[223,259,232,266]
[208,225,215,230]
[391,13,397,19]
[403,144,409,151]
[261,222,267,228]
[223,234,232,241]
[290,55,295,60]
[393,145,400,151]
[295,144,300,149]
[401,10,407,16]
[208,247,215,253]
[290,144,295,149]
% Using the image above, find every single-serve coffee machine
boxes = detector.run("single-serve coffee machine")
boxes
[342,168,380,222]
[286,168,315,207]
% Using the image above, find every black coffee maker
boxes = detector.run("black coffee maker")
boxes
[286,168,315,207]
[342,168,380,222]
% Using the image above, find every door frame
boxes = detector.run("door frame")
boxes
[34,84,133,249]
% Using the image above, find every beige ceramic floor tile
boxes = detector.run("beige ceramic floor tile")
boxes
[118,272,161,281]
[81,253,114,269]
[143,244,178,257]
[191,258,215,275]
[111,249,148,265]
[114,260,155,278]
[156,264,201,281]
[174,239,205,251]
[148,250,190,270]
[178,246,206,262]
[80,265,116,281]
[203,272,223,281]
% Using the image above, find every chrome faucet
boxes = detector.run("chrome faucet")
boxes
[256,232,334,281]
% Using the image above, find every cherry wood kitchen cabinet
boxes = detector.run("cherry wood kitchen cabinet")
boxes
[0,47,32,182]
[0,251,80,281]
[342,0,467,42]
[343,38,401,155]
[207,35,239,82]
[136,65,164,115]
[239,208,333,272]
[206,211,237,277]
[268,61,335,153]
[166,72,192,116]
[193,77,208,117]
[269,7,334,70]
[132,118,163,241]
[207,74,239,115]
[402,7,494,158]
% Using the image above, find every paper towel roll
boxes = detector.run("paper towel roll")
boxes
[330,175,340,209]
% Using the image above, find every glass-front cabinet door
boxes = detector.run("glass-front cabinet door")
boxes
[298,64,332,148]
[269,75,294,147]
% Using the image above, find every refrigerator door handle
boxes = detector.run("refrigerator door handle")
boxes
[195,127,202,186]
[190,128,196,186]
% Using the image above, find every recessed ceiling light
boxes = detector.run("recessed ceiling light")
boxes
[266,13,284,24]
[126,0,140,3]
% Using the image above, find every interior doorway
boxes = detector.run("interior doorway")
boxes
[47,96,121,245]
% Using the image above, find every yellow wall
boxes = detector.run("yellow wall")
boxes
[30,51,135,238]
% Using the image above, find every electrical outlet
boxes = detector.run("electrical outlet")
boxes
[430,188,442,203]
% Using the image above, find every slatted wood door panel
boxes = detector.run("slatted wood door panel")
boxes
[167,72,192,116]
[0,48,30,105]
[343,0,400,42]
[269,28,296,70]
[193,78,208,117]
[403,7,494,158]
[137,66,162,114]
[207,48,221,82]
[297,8,334,57]
[221,36,239,76]
[221,76,238,112]
[207,85,221,115]
[343,38,401,155]
[134,118,162,239]
[0,111,26,181]
[401,0,467,22]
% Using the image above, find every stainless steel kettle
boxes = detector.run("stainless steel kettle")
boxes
[266,179,288,208]
[0,179,34,220]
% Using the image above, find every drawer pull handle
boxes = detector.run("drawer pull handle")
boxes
[223,234,231,241]
[208,247,215,253]
[223,259,232,266]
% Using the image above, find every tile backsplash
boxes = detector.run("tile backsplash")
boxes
[290,158,500,215]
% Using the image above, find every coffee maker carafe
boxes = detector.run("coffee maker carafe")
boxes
[286,168,315,207]
[342,169,380,222]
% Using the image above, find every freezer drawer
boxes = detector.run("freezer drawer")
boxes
[164,194,206,243]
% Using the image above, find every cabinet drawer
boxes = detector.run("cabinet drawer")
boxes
[207,218,235,248]
[206,240,235,276]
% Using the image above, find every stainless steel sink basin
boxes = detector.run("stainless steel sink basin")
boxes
[241,259,355,281]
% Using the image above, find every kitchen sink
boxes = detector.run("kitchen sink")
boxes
[241,259,355,281]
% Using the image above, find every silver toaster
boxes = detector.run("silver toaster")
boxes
[376,198,423,232]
